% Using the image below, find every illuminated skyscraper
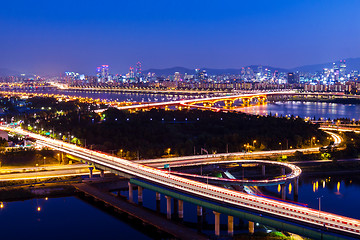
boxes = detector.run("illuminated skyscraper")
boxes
[96,65,109,83]
[287,72,299,84]
[136,61,142,77]
[174,72,181,82]
[129,67,135,78]
[333,62,339,81]
[340,60,346,80]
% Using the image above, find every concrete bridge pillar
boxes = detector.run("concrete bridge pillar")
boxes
[257,96,266,104]
[242,98,250,106]
[197,206,203,232]
[228,215,234,236]
[197,205,203,216]
[178,199,184,219]
[224,100,234,109]
[59,152,64,164]
[262,165,266,176]
[213,211,221,236]
[88,167,94,179]
[249,221,255,234]
[128,182,134,203]
[156,192,161,212]
[165,196,172,219]
[138,186,143,204]
[281,167,285,176]
[281,184,286,200]
[203,102,213,107]
[100,170,105,178]
[156,192,161,201]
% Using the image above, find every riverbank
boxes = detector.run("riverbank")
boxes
[0,182,77,201]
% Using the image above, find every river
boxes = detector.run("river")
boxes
[1,89,360,239]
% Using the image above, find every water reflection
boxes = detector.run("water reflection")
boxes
[0,197,152,240]
[241,101,360,119]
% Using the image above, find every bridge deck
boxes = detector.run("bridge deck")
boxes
[73,183,208,240]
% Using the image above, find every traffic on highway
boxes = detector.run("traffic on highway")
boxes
[1,126,359,238]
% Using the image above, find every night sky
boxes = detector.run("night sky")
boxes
[1,0,360,74]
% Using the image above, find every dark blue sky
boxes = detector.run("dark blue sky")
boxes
[1,0,360,74]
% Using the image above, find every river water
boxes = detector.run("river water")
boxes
[1,89,360,239]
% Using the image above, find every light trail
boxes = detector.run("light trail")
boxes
[1,126,359,237]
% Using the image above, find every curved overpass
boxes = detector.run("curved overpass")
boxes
[168,159,301,186]
[2,126,360,238]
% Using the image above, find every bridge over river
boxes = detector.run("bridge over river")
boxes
[2,126,359,240]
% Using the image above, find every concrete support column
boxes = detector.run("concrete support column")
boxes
[156,192,161,212]
[88,167,93,179]
[281,167,286,176]
[249,221,255,234]
[165,196,172,220]
[281,184,286,200]
[138,186,143,204]
[262,165,266,176]
[128,182,134,203]
[156,192,161,201]
[197,205,203,216]
[178,200,183,219]
[228,215,234,236]
[213,211,221,236]
[100,170,105,178]
[60,152,65,164]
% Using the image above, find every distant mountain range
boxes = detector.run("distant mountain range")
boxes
[144,66,289,76]
[290,57,360,73]
[2,57,360,77]
[0,68,20,77]
[144,57,360,76]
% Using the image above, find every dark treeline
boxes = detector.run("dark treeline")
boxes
[23,102,328,159]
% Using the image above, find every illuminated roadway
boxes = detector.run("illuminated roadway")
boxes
[1,126,359,238]
[0,165,92,181]
[161,159,301,186]
[110,91,281,111]
[135,131,342,168]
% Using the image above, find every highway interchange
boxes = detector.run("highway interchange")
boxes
[1,125,359,238]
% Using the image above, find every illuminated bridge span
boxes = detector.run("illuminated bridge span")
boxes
[107,91,271,112]
[96,90,360,112]
[3,126,359,239]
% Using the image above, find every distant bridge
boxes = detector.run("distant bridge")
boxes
[94,90,360,113]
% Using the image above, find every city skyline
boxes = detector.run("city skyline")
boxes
[1,0,360,74]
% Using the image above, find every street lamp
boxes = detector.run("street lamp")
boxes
[253,140,257,148]
[317,196,323,218]
[311,137,316,148]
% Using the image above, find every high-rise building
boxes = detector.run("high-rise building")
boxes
[174,72,181,82]
[340,60,346,80]
[129,67,135,79]
[333,62,340,81]
[136,61,142,77]
[96,65,109,83]
[287,72,299,84]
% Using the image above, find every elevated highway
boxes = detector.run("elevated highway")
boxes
[2,126,359,239]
